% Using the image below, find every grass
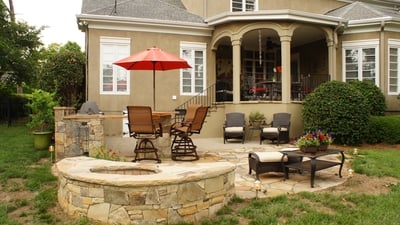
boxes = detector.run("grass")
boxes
[1,120,400,225]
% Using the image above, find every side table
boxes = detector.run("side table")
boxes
[281,149,345,188]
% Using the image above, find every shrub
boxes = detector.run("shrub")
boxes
[302,81,370,145]
[348,80,386,116]
[365,115,400,144]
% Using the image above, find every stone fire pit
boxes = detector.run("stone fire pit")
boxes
[54,157,236,225]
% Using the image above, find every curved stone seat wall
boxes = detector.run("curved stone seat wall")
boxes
[54,157,236,225]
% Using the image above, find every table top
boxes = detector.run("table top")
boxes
[281,149,344,159]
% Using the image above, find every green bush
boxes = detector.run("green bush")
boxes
[302,81,370,145]
[348,80,386,116]
[365,115,400,144]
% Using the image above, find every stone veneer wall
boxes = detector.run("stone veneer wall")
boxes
[56,158,236,225]
[54,107,104,161]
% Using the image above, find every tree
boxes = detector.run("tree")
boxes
[0,1,43,85]
[39,42,86,107]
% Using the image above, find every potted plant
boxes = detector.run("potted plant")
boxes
[249,111,266,129]
[26,89,58,150]
[295,130,333,153]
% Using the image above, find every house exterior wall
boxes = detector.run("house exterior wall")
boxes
[262,0,345,13]
[86,29,213,112]
[79,0,400,141]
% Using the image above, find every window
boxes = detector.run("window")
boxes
[231,0,257,12]
[388,39,400,95]
[342,40,379,86]
[100,37,130,95]
[180,42,207,95]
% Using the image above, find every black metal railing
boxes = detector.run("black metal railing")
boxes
[174,83,218,122]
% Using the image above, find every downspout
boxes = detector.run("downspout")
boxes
[380,21,385,89]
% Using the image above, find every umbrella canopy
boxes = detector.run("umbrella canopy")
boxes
[113,47,191,110]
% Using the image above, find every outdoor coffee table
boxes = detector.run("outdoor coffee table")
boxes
[280,149,345,188]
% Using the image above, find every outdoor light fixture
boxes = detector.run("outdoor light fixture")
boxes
[254,179,261,199]
[49,145,54,163]
[348,168,354,177]
[353,148,358,155]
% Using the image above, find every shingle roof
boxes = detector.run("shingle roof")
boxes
[326,1,400,20]
[81,0,204,23]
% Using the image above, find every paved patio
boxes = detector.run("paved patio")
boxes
[117,137,350,199]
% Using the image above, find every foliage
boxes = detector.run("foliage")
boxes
[348,80,386,116]
[364,115,400,144]
[0,1,43,85]
[38,42,86,108]
[302,81,370,145]
[249,111,265,121]
[26,89,59,132]
[92,146,126,161]
[295,130,333,147]
[352,149,400,178]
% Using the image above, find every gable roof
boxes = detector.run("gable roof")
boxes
[326,1,400,21]
[81,0,204,23]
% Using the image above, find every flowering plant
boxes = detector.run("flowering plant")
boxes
[92,146,126,161]
[296,130,333,147]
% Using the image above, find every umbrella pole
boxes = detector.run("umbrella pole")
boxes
[153,63,156,111]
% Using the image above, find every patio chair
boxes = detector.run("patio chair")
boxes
[127,106,162,163]
[223,112,246,144]
[260,112,291,145]
[170,104,201,146]
[170,106,209,161]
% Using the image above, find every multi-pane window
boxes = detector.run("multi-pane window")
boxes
[231,0,257,12]
[388,40,400,94]
[100,37,130,95]
[342,40,379,86]
[180,42,206,95]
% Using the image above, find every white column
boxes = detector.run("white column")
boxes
[327,38,336,80]
[232,38,242,103]
[280,35,292,103]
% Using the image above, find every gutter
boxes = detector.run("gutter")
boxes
[205,9,346,26]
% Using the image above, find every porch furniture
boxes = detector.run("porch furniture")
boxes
[170,104,201,144]
[248,148,302,180]
[281,149,345,188]
[127,106,162,163]
[260,112,291,145]
[170,106,209,161]
[223,112,246,144]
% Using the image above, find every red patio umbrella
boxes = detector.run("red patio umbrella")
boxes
[113,47,191,110]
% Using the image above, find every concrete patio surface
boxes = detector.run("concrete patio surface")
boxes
[114,137,351,199]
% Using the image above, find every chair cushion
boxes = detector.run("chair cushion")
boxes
[225,127,244,133]
[262,127,288,133]
[262,127,278,133]
[252,151,288,162]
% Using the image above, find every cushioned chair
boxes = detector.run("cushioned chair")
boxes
[248,148,302,179]
[170,106,209,161]
[223,112,246,144]
[127,106,162,163]
[260,112,291,145]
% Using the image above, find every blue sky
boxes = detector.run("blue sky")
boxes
[6,0,84,48]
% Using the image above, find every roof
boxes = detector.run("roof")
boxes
[81,0,204,23]
[326,1,400,21]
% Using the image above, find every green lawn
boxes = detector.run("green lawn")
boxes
[1,121,400,225]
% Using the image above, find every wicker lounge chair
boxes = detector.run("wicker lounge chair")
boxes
[260,112,291,145]
[223,112,246,144]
